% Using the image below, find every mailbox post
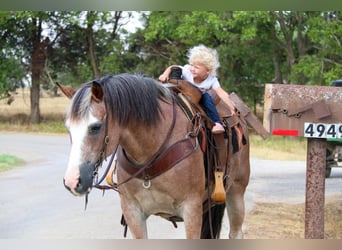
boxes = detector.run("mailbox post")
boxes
[263,83,342,239]
[305,138,326,238]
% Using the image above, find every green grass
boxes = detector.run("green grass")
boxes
[0,154,25,172]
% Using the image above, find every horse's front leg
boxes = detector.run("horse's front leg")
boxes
[120,199,148,239]
[182,197,203,239]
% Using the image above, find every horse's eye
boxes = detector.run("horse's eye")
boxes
[88,123,102,135]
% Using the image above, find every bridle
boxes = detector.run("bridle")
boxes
[91,98,178,193]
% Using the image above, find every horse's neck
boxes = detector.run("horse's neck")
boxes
[119,102,174,164]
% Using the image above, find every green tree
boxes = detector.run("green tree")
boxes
[137,11,342,109]
[137,11,275,108]
[50,11,135,86]
[0,12,27,101]
[298,11,342,85]
[0,11,74,123]
[0,11,133,123]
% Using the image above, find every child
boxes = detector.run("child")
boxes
[159,44,235,134]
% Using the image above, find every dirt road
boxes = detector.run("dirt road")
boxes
[0,133,341,239]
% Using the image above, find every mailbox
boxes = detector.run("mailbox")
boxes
[263,83,342,239]
[263,84,342,138]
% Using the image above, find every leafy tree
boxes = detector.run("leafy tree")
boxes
[136,11,342,109]
[301,11,342,85]
[0,11,74,123]
[0,11,133,123]
[136,11,275,108]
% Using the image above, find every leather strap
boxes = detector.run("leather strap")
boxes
[118,137,197,180]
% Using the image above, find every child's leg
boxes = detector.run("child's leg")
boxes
[200,92,224,134]
[200,92,221,123]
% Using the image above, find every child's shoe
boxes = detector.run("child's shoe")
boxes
[212,122,225,134]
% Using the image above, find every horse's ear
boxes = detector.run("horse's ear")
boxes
[91,81,104,103]
[55,82,75,99]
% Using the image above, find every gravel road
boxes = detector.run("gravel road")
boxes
[0,133,341,239]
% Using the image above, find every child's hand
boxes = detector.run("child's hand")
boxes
[158,74,168,83]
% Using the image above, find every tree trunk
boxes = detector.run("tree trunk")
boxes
[29,75,41,124]
[29,19,49,124]
[271,11,297,83]
[273,48,283,83]
[86,12,101,79]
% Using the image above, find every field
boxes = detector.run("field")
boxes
[0,88,341,239]
[0,88,69,133]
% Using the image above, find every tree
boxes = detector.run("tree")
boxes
[299,11,342,85]
[0,12,27,101]
[50,11,133,84]
[0,11,72,123]
[137,11,275,108]
[0,11,133,123]
[137,11,342,109]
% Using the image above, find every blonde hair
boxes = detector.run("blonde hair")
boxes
[187,44,220,77]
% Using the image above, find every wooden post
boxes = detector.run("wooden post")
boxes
[305,138,326,239]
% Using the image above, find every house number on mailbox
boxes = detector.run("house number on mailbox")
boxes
[304,122,342,139]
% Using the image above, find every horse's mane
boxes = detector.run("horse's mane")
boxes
[68,73,173,126]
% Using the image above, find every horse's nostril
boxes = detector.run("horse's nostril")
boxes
[63,179,71,192]
[76,178,82,189]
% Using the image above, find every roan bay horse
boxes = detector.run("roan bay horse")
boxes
[58,73,250,239]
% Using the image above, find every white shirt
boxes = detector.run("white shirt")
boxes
[181,64,220,92]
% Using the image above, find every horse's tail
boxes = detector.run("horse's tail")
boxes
[200,203,226,239]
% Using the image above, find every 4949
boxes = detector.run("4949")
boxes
[304,123,342,139]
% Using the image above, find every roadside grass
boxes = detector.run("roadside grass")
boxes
[0,114,67,134]
[244,198,342,239]
[0,154,25,172]
[250,132,307,161]
[0,89,69,134]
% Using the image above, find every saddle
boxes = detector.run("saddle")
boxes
[166,76,247,203]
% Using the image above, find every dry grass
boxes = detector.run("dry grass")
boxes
[0,88,69,133]
[244,198,342,239]
[250,133,307,161]
[1,88,69,116]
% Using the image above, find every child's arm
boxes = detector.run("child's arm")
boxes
[158,65,180,82]
[215,87,236,115]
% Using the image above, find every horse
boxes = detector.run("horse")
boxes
[58,73,250,239]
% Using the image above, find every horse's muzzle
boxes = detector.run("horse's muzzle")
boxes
[63,162,96,196]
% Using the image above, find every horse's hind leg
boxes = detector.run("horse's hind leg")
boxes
[226,182,247,239]
[226,150,250,239]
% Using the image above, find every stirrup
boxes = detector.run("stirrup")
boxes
[211,171,226,203]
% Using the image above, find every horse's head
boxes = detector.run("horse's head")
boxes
[57,81,119,196]
[57,74,172,196]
